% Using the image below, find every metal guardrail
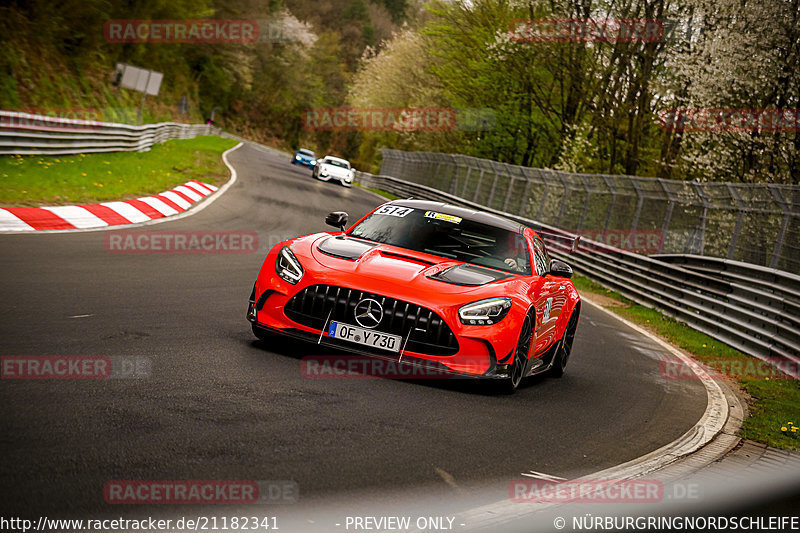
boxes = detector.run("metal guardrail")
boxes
[355,171,800,378]
[0,110,219,155]
[379,149,800,274]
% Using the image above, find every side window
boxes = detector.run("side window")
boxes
[536,236,551,266]
[531,237,549,276]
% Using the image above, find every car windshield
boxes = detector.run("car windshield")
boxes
[348,206,531,275]
[325,159,350,169]
[298,149,314,156]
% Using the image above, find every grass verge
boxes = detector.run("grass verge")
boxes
[355,183,400,201]
[572,274,800,451]
[0,136,238,206]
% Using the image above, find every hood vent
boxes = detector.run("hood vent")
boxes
[317,236,377,261]
[429,264,513,286]
[379,250,436,266]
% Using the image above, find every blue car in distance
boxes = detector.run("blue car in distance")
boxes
[292,148,316,168]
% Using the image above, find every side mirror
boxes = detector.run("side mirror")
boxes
[549,258,573,278]
[325,211,348,232]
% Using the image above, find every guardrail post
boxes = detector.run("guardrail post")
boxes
[690,182,710,255]
[461,166,472,198]
[537,169,551,221]
[726,184,745,260]
[630,179,644,233]
[577,174,592,231]
[602,175,617,231]
[448,155,459,195]
[659,179,676,254]
[472,169,485,203]
[487,164,501,207]
[519,174,533,217]
[769,185,792,269]
[555,172,570,227]
[502,166,516,212]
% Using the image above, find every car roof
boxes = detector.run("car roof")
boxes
[298,149,314,155]
[388,199,526,233]
[323,156,349,163]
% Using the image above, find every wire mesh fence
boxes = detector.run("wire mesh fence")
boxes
[379,149,800,274]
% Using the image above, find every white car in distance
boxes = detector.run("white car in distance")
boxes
[312,156,355,187]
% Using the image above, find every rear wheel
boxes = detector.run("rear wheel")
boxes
[550,309,578,378]
[499,315,532,394]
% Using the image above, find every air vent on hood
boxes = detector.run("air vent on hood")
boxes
[317,236,377,260]
[379,250,436,266]
[429,264,513,286]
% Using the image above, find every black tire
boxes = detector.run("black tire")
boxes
[498,314,533,394]
[550,309,578,378]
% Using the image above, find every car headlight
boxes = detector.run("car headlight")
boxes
[295,155,301,160]
[310,160,316,166]
[275,246,303,284]
[459,297,512,325]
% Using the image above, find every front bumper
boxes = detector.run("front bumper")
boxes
[293,158,315,167]
[247,279,520,379]
[316,170,353,184]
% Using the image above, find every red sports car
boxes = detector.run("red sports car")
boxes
[247,200,580,392]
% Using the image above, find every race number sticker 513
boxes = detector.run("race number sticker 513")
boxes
[375,205,414,217]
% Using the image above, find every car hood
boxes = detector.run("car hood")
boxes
[301,235,517,295]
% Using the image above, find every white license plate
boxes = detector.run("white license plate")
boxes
[327,321,401,353]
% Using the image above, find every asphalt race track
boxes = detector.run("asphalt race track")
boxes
[0,143,707,520]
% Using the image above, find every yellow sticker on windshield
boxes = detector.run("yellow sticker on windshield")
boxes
[424,211,462,224]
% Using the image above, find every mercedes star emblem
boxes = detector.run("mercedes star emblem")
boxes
[354,298,383,329]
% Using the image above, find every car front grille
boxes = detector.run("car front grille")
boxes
[284,284,459,356]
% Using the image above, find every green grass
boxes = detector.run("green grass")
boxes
[355,183,400,201]
[573,274,800,450]
[0,136,238,206]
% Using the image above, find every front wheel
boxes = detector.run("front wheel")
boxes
[498,315,532,394]
[550,309,578,378]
